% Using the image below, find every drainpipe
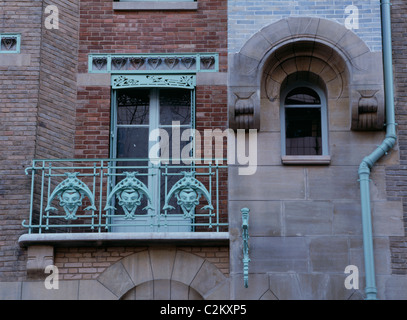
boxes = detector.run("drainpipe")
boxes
[358,0,397,300]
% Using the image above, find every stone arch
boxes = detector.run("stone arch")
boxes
[120,280,204,300]
[229,17,385,131]
[96,247,229,300]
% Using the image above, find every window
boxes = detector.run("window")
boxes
[280,82,330,164]
[110,82,196,231]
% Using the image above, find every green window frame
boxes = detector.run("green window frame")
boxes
[109,74,196,231]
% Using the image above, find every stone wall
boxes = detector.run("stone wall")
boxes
[228,0,382,53]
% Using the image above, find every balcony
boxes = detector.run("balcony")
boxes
[19,158,229,247]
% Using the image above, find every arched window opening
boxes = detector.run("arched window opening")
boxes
[281,82,329,161]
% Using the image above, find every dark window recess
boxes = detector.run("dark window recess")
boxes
[285,108,322,156]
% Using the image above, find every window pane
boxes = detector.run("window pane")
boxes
[117,127,150,159]
[117,89,150,125]
[159,88,191,126]
[285,87,321,105]
[285,108,322,155]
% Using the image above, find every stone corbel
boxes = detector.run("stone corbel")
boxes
[351,87,385,131]
[229,87,260,130]
[26,245,54,279]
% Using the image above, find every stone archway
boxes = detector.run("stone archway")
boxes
[96,247,229,300]
[228,17,385,131]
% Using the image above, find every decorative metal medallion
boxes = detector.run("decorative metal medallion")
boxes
[112,57,128,70]
[1,36,17,51]
[181,57,196,69]
[93,57,108,70]
[163,172,213,218]
[45,172,96,220]
[104,172,153,219]
[130,57,145,70]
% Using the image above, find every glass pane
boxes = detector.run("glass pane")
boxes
[159,88,191,126]
[285,108,322,155]
[116,127,150,159]
[117,89,150,125]
[285,87,321,105]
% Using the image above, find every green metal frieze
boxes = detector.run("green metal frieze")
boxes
[112,74,196,89]
[88,53,218,74]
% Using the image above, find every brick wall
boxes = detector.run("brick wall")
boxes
[35,0,79,160]
[388,0,407,274]
[0,0,80,281]
[0,0,43,281]
[78,0,227,73]
[55,246,229,280]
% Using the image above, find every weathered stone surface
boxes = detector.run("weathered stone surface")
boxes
[78,280,117,300]
[190,260,227,297]
[97,262,134,298]
[149,248,177,280]
[172,250,205,285]
[21,280,79,300]
[249,237,309,273]
[309,237,348,273]
[284,201,333,236]
[228,200,282,237]
[228,166,305,201]
[121,250,153,286]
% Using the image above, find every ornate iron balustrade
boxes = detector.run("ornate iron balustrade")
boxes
[23,158,228,234]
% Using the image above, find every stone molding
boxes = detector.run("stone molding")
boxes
[228,17,385,131]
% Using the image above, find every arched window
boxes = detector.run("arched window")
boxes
[281,82,329,163]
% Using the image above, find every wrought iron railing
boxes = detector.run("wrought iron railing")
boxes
[23,158,228,234]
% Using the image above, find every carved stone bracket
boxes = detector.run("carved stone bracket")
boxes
[351,88,385,131]
[26,245,54,279]
[229,88,260,130]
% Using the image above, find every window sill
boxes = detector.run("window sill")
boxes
[18,232,229,248]
[113,1,198,11]
[282,155,331,165]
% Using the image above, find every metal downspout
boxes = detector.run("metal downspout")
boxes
[358,0,397,300]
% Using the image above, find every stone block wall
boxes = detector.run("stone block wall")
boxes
[228,0,382,53]
[227,1,405,300]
